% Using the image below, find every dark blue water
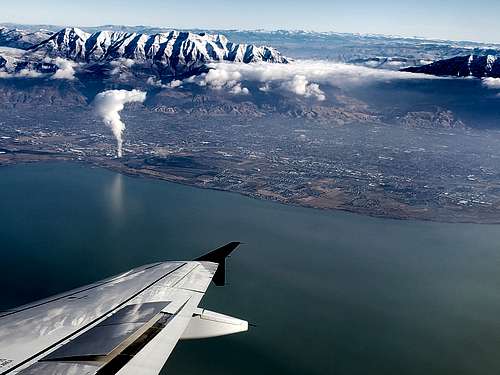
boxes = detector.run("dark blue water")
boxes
[1,162,500,375]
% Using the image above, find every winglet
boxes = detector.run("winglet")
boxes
[195,242,241,286]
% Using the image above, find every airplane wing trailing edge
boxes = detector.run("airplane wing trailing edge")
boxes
[0,242,247,375]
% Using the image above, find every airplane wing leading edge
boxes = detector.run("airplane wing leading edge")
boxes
[0,242,247,375]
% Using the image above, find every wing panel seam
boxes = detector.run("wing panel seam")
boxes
[0,262,187,375]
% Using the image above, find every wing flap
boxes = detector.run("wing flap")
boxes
[1,242,244,375]
[42,302,171,360]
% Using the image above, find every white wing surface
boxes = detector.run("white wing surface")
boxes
[0,242,246,375]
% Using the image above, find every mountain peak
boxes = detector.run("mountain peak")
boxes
[0,27,53,49]
[402,54,500,78]
[23,27,287,75]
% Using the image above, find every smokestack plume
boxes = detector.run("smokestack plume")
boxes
[94,89,147,158]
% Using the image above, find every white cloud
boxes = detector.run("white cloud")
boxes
[169,79,183,88]
[259,83,271,92]
[0,68,43,79]
[51,58,77,80]
[0,58,77,80]
[184,75,199,84]
[281,75,325,101]
[188,68,250,95]
[419,59,434,65]
[110,58,135,75]
[0,60,77,80]
[361,60,381,68]
[186,60,436,101]
[202,68,242,89]
[94,89,147,158]
[18,69,44,78]
[146,76,162,87]
[482,77,500,89]
[229,83,249,95]
[147,77,183,89]
[385,60,406,67]
[116,58,135,68]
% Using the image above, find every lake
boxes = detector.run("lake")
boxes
[1,162,500,375]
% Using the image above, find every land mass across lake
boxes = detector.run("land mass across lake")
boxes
[2,110,500,224]
[1,59,500,224]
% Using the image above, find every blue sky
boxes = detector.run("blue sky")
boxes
[2,0,500,43]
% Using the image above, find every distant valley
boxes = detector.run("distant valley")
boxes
[1,25,500,223]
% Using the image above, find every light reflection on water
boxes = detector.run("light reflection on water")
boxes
[1,162,500,375]
[109,172,124,220]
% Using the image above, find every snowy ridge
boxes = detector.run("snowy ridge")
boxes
[28,27,288,74]
[402,54,500,78]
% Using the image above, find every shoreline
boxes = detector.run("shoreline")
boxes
[2,153,500,225]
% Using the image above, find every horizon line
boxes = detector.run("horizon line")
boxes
[1,21,500,46]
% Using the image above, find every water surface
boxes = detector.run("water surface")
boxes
[1,162,500,375]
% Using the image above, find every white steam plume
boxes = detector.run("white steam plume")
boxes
[94,89,147,158]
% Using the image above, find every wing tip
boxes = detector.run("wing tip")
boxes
[194,241,242,263]
[195,242,242,286]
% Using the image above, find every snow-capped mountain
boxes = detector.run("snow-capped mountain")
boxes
[0,27,288,79]
[402,54,500,78]
[0,27,52,50]
[28,27,288,72]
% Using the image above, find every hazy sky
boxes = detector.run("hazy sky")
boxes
[2,0,500,43]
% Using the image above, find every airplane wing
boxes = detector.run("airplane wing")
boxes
[0,242,247,375]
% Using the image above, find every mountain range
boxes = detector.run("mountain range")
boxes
[0,27,288,78]
[3,25,500,79]
[402,54,500,78]
[0,27,52,49]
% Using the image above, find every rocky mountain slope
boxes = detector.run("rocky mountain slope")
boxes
[31,27,287,65]
[0,27,288,78]
[402,54,500,78]
[0,27,52,49]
